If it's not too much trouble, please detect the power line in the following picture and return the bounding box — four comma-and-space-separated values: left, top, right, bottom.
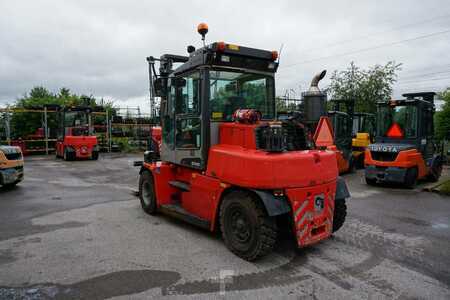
394, 85, 448, 92
298, 13, 450, 54
281, 28, 450, 69
396, 75, 450, 85
399, 69, 450, 80
399, 63, 450, 75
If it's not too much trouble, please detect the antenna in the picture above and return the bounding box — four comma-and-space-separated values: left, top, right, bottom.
277, 43, 284, 64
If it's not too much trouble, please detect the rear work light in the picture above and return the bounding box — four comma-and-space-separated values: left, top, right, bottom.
217, 41, 226, 52
227, 44, 239, 51
271, 51, 278, 61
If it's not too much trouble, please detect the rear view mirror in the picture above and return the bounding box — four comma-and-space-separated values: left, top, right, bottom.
154, 78, 164, 97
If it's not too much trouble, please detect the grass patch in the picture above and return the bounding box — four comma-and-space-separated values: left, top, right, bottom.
438, 180, 450, 196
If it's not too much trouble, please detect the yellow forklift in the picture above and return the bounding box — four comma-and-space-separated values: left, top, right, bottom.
352, 112, 376, 168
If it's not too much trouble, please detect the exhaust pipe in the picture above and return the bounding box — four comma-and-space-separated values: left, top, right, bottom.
302, 70, 328, 124
309, 70, 327, 93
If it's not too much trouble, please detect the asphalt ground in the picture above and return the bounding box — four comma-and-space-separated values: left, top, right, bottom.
0, 154, 449, 299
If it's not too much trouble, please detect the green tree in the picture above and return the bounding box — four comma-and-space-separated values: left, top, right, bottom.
11, 87, 59, 138
329, 61, 401, 113
435, 88, 450, 140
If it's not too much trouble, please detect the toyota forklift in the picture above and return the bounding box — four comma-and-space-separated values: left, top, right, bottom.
365, 92, 444, 188
137, 24, 350, 261
56, 106, 99, 161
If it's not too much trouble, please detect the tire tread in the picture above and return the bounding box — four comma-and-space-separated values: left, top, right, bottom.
220, 191, 277, 261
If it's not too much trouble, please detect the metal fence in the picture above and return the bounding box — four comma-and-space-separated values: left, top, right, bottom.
0, 107, 114, 154
108, 107, 159, 152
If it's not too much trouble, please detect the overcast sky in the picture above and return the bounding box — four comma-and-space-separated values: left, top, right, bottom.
1, 0, 450, 112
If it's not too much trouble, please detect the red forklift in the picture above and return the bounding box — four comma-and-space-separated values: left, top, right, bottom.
56, 106, 99, 161
365, 92, 444, 188
136, 24, 350, 261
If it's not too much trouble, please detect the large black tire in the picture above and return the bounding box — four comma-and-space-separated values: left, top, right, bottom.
139, 171, 157, 215
404, 167, 418, 189
365, 176, 377, 186
63, 148, 75, 161
220, 191, 277, 261
355, 153, 365, 169
2, 180, 20, 189
347, 157, 356, 174
92, 151, 99, 161
428, 163, 442, 182
332, 198, 347, 233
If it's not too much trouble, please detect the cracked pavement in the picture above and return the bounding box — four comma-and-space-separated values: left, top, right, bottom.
0, 154, 449, 299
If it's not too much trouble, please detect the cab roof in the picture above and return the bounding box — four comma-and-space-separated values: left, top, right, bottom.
170, 42, 279, 76
377, 91, 436, 107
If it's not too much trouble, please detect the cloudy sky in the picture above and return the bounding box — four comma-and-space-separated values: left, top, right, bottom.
1, 0, 450, 112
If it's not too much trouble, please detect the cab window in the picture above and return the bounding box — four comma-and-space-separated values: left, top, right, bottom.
175, 73, 200, 115
174, 72, 201, 149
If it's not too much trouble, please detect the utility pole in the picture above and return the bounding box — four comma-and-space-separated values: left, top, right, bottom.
44, 106, 48, 155
5, 108, 11, 145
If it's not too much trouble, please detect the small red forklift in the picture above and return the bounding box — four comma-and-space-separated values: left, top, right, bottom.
365, 92, 444, 188
56, 106, 99, 161
137, 24, 350, 260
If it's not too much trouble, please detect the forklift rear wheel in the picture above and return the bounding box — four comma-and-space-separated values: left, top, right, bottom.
428, 164, 442, 182
365, 177, 377, 186
92, 151, 99, 160
405, 167, 418, 189
356, 153, 365, 169
139, 171, 157, 215
332, 198, 347, 233
63, 149, 75, 161
348, 157, 357, 173
220, 191, 277, 261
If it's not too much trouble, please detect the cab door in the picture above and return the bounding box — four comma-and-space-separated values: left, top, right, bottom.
173, 71, 205, 169
421, 104, 435, 159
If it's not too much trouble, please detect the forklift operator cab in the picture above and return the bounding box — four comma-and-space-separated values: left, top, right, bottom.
159, 64, 275, 170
